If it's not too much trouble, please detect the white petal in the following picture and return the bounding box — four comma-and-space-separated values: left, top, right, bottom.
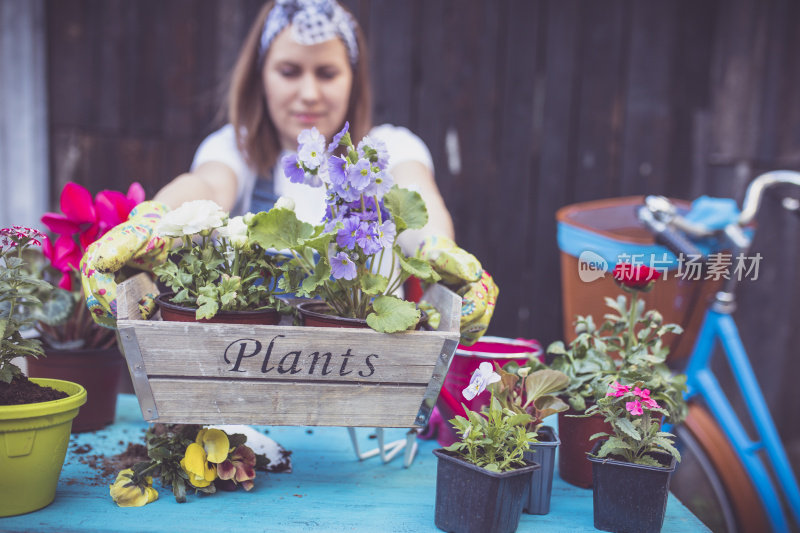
477, 361, 493, 375
462, 384, 478, 401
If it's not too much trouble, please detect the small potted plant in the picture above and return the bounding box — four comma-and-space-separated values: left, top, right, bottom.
548, 264, 687, 487
153, 200, 288, 324
247, 123, 442, 333
490, 361, 569, 515
0, 226, 87, 517
586, 380, 682, 533
26, 181, 143, 431
433, 362, 539, 533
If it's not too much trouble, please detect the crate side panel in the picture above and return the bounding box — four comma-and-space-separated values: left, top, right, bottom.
148, 378, 426, 427
126, 320, 451, 384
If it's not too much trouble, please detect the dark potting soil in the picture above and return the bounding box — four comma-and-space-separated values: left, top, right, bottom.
74, 441, 150, 485
0, 374, 68, 405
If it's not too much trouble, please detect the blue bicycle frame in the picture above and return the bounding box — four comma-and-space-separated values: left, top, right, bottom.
684, 300, 800, 532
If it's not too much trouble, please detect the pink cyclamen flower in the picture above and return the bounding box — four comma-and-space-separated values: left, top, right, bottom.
42, 235, 83, 290
626, 399, 644, 416
608, 381, 630, 397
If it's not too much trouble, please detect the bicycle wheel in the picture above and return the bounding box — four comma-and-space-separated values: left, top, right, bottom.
670, 403, 768, 532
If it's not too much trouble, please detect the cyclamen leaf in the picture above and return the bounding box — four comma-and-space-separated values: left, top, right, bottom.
614, 418, 641, 441
365, 295, 419, 333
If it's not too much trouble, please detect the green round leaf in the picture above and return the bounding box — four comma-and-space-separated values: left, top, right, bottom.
365, 295, 420, 333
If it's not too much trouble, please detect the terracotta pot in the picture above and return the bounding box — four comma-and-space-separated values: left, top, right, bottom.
27, 346, 123, 433
557, 408, 612, 488
156, 293, 280, 325
295, 301, 369, 328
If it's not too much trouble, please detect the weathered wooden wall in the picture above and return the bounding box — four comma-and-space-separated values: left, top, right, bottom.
45, 0, 800, 444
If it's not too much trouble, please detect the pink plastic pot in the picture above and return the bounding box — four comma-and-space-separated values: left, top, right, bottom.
426, 336, 543, 447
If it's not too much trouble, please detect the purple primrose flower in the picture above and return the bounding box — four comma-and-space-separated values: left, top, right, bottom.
282, 153, 306, 184
330, 251, 357, 280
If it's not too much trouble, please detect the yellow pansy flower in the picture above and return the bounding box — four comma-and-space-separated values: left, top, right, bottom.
180, 428, 231, 488
109, 469, 158, 507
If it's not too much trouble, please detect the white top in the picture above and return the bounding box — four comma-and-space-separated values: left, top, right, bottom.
191, 123, 435, 222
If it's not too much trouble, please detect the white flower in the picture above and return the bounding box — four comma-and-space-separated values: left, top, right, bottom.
462, 362, 501, 401
297, 127, 326, 170
274, 196, 296, 211
217, 216, 248, 249
517, 367, 531, 378
156, 200, 227, 237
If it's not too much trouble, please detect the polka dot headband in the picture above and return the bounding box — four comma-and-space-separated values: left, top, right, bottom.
259, 0, 359, 66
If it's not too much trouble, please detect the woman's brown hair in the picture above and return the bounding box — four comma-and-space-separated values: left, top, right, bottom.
227, 1, 372, 178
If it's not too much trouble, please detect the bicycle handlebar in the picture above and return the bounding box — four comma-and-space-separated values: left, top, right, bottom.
738, 170, 800, 225
639, 170, 800, 256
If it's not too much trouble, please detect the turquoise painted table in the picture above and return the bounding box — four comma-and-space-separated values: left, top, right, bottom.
1, 394, 708, 532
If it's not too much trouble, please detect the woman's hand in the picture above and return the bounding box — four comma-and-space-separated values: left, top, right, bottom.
417, 235, 498, 346
80, 201, 171, 328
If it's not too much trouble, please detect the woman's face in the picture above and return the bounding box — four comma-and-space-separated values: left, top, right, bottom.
263, 27, 353, 150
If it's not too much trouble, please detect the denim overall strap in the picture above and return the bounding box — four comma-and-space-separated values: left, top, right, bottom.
250, 175, 279, 214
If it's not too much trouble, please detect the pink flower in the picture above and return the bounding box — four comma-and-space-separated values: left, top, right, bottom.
608, 381, 630, 397
643, 397, 660, 409
40, 181, 143, 289
633, 387, 651, 399
42, 235, 83, 290
626, 399, 643, 416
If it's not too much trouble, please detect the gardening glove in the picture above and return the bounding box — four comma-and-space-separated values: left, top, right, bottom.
80, 201, 171, 328
417, 235, 498, 346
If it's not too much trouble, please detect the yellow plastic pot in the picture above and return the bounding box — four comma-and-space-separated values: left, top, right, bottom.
0, 378, 87, 517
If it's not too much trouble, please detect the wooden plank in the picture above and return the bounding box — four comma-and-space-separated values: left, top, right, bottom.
619, 1, 677, 195
532, 0, 581, 341
368, 0, 414, 126
148, 378, 430, 427
124, 320, 452, 385
571, 0, 629, 202
116, 273, 157, 321
492, 0, 540, 335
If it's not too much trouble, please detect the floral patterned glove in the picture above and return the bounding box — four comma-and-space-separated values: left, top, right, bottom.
417, 235, 498, 346
80, 201, 171, 328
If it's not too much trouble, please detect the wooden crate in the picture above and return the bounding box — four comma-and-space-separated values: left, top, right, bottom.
116, 273, 461, 427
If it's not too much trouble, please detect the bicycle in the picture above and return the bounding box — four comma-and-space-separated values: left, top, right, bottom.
638, 170, 800, 532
